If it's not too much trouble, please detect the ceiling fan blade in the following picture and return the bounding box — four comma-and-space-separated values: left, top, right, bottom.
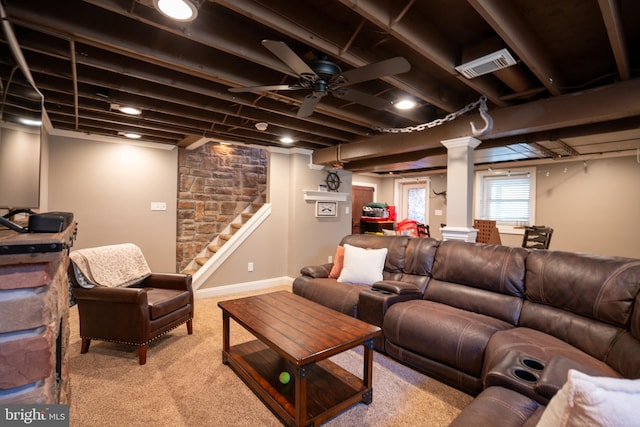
262, 40, 318, 79
332, 88, 392, 110
338, 57, 411, 86
228, 84, 304, 93
297, 93, 323, 117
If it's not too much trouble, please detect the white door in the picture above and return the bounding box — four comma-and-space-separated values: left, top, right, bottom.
397, 180, 430, 224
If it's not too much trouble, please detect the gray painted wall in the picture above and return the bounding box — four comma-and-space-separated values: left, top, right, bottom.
47, 133, 178, 272
41, 128, 640, 288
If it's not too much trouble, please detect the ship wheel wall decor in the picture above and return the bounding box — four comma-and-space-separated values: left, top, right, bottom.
326, 172, 341, 191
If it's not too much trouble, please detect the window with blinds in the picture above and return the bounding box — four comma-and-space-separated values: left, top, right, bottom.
475, 168, 536, 227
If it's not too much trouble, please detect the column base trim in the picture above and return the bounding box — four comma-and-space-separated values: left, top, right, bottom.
442, 227, 478, 242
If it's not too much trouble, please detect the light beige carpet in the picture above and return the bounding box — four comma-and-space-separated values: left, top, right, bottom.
68, 285, 472, 426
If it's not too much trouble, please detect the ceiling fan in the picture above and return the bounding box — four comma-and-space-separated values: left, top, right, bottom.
228, 40, 411, 117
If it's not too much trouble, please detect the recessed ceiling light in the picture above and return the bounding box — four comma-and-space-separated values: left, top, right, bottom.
18, 118, 42, 127
394, 99, 416, 110
280, 136, 294, 144
120, 132, 142, 139
119, 106, 142, 115
111, 104, 142, 115
153, 0, 198, 22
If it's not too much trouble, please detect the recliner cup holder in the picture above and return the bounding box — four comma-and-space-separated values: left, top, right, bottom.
512, 368, 538, 383
521, 357, 545, 371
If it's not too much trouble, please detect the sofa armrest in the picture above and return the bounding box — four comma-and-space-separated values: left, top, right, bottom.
72, 287, 152, 342
372, 280, 421, 295
534, 355, 621, 399
300, 263, 333, 278
358, 283, 423, 352
72, 286, 147, 304
141, 272, 192, 291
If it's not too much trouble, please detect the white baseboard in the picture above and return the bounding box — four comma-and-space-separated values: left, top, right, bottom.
195, 276, 294, 299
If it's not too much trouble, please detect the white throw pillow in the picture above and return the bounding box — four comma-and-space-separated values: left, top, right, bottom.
337, 244, 387, 285
536, 369, 640, 427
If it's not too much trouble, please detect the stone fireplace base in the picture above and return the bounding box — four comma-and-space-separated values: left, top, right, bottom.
0, 224, 76, 404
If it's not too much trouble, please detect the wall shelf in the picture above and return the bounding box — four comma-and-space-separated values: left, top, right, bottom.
303, 190, 349, 202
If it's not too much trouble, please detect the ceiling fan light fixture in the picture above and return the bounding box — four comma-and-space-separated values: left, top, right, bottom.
228, 41, 411, 118
153, 0, 198, 22
394, 99, 416, 110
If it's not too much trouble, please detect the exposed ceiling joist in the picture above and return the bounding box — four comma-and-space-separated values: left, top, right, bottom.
597, 0, 630, 80
1, 0, 638, 174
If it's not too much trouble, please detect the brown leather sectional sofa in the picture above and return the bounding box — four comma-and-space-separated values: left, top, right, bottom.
292, 234, 640, 425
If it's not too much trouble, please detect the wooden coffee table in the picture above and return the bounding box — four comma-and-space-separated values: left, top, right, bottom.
218, 291, 381, 427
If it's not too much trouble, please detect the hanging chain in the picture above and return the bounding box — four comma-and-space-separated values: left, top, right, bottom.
374, 96, 488, 133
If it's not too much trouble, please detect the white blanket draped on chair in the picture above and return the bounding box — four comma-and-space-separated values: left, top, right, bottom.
70, 243, 152, 288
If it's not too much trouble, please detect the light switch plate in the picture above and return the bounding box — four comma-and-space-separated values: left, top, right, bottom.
151, 202, 167, 211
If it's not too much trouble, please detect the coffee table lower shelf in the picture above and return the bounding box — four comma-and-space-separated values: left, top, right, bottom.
223, 340, 370, 427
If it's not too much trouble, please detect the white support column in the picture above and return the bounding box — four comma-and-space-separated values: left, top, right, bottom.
440, 136, 481, 242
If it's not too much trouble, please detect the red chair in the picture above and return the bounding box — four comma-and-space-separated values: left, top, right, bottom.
417, 223, 431, 237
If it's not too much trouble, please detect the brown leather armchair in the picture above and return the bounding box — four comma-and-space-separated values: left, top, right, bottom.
68, 245, 194, 365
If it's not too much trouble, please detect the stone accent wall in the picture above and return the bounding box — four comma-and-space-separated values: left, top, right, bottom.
176, 144, 268, 272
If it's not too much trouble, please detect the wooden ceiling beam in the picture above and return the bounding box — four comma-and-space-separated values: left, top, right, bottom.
337, 0, 507, 108
216, 0, 465, 113
26, 55, 355, 146
41, 86, 339, 149
467, 0, 564, 96
313, 77, 640, 166
597, 0, 630, 80
7, 0, 390, 130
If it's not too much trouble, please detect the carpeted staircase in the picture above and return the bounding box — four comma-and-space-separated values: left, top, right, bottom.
181, 200, 264, 276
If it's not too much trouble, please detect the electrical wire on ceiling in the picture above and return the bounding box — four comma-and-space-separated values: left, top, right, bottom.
556, 67, 640, 91
0, 3, 43, 98
0, 65, 18, 121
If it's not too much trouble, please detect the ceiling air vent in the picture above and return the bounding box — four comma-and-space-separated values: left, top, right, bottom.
455, 48, 517, 79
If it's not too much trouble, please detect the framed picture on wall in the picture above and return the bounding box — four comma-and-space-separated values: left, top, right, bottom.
316, 201, 337, 217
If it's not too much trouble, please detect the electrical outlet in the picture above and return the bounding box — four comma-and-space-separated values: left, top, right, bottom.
248, 262, 254, 272
328, 255, 333, 263
151, 202, 167, 211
